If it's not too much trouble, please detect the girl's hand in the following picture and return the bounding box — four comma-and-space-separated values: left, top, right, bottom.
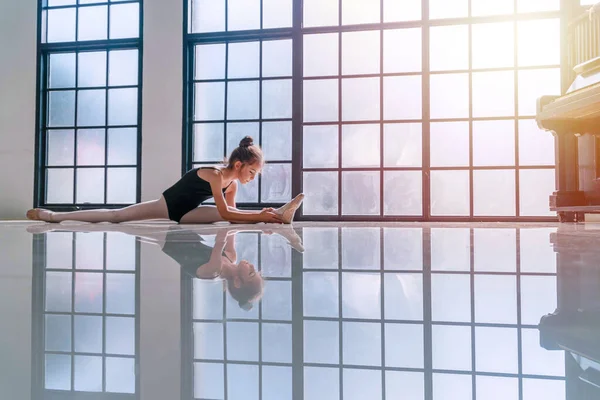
259, 209, 284, 224
262, 207, 276, 213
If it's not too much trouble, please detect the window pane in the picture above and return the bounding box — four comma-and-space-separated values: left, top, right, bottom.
49, 91, 76, 127
78, 6, 107, 41
226, 122, 259, 154
236, 177, 259, 202
343, 322, 382, 365
109, 3, 139, 39
518, 19, 560, 67
305, 367, 340, 399
518, 120, 555, 166
384, 75, 422, 120
193, 123, 224, 162
342, 30, 380, 75
518, 68, 560, 116
228, 41, 259, 79
432, 325, 471, 367
262, 324, 292, 363
191, 0, 225, 33
194, 362, 224, 399
430, 170, 470, 216
384, 0, 421, 22
475, 275, 517, 323
49, 53, 75, 88
384, 28, 421, 73
384, 273, 423, 318
227, 0, 260, 31
343, 370, 382, 400
106, 357, 135, 393
47, 168, 74, 203
472, 22, 514, 69
384, 171, 422, 216
108, 88, 138, 125
475, 327, 519, 374
106, 316, 135, 355
342, 171, 380, 215
194, 82, 225, 121
74, 315, 102, 353
195, 44, 225, 80
74, 356, 102, 392
109, 49, 138, 86
303, 0, 338, 27
430, 25, 468, 71
107, 128, 137, 165
473, 170, 516, 216
45, 314, 71, 352
47, 8, 76, 43
304, 79, 339, 122
342, 0, 380, 25
384, 123, 421, 167
262, 79, 292, 119
75, 272, 103, 312
472, 0, 514, 16
304, 33, 338, 77
45, 354, 71, 390
303, 172, 339, 215
76, 168, 104, 203
47, 130, 75, 166
342, 77, 380, 121
107, 167, 136, 203
474, 228, 516, 272
227, 81, 259, 120
430, 122, 469, 167
431, 228, 470, 271
433, 374, 471, 399
473, 120, 515, 166
342, 124, 380, 168
262, 163, 292, 202
386, 372, 424, 399
303, 125, 338, 168
106, 273, 135, 314
262, 121, 292, 161
472, 71, 514, 117
518, 0, 559, 12
430, 73, 469, 119
77, 89, 106, 127
429, 0, 468, 19
262, 0, 292, 28
304, 321, 340, 364
78, 51, 107, 87
263, 39, 292, 77
477, 377, 519, 400
520, 169, 555, 216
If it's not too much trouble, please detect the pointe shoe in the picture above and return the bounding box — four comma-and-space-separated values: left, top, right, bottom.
275, 193, 305, 224
268, 225, 305, 253
26, 208, 55, 222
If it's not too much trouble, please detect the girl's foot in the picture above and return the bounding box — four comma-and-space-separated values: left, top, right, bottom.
275, 193, 305, 224
268, 225, 305, 253
26, 208, 56, 222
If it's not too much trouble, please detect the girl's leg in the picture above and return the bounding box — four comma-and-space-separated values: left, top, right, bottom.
26, 197, 170, 223
179, 205, 235, 224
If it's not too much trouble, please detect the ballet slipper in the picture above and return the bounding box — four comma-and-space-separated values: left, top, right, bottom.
26, 208, 55, 222
274, 193, 305, 224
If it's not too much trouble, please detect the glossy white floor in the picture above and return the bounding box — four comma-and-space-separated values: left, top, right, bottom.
0, 220, 598, 400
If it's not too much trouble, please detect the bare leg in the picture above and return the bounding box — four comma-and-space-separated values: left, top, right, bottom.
26, 197, 170, 223
179, 205, 250, 224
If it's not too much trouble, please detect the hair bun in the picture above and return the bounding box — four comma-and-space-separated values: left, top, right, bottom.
239, 136, 254, 148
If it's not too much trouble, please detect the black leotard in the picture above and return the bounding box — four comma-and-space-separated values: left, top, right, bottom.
162, 167, 232, 223
161, 230, 217, 278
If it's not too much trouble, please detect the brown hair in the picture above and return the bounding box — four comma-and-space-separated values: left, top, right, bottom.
226, 136, 264, 169
227, 275, 265, 311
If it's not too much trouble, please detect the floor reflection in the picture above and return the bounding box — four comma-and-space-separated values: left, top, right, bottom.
24, 222, 600, 399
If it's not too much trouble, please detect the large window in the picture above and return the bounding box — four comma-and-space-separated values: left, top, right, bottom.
184, 0, 574, 220
36, 0, 142, 210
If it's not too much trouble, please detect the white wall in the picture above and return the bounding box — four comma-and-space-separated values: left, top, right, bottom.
0, 0, 37, 220
0, 0, 183, 219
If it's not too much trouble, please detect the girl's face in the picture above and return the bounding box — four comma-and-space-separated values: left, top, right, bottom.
237, 260, 258, 283
235, 161, 262, 184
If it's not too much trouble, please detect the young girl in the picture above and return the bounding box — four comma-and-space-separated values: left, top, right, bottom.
26, 136, 304, 224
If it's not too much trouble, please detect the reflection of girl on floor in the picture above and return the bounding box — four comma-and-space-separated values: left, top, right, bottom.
27, 223, 303, 310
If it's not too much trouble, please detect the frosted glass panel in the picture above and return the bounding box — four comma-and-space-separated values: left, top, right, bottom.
304, 321, 340, 364
430, 25, 468, 71
47, 130, 75, 166
342, 124, 380, 167
227, 322, 259, 361
520, 169, 556, 216
342, 77, 380, 121
194, 82, 225, 121
472, 22, 514, 68
304, 367, 340, 399
475, 275, 518, 323
46, 232, 73, 270
474, 170, 516, 216
303, 0, 338, 27
262, 39, 293, 77
106, 273, 135, 314
518, 120, 555, 166
77, 90, 106, 126
49, 53, 75, 88
74, 315, 103, 353
109, 3, 139, 39
472, 0, 514, 15
475, 327, 519, 373
45, 354, 71, 390
474, 228, 517, 272
386, 372, 424, 399
303, 33, 338, 77
384, 273, 424, 318
76, 168, 105, 203
191, 0, 225, 33
75, 272, 103, 312
227, 0, 260, 31
262, 79, 292, 119
106, 317, 135, 355
473, 120, 515, 166
74, 356, 102, 392
109, 49, 138, 86
106, 357, 135, 393
342, 171, 380, 215
261, 164, 292, 202
342, 0, 380, 25
518, 68, 561, 116
384, 123, 422, 167
518, 0, 559, 12
194, 363, 224, 399
303, 125, 338, 168
228, 41, 259, 78
384, 0, 421, 21
78, 51, 107, 87
429, 0, 468, 19
384, 76, 422, 120
432, 275, 471, 322
263, 0, 293, 29
75, 231, 103, 270
262, 323, 292, 362
383, 28, 421, 73
107, 168, 136, 203
343, 369, 382, 400
430, 122, 469, 167
432, 325, 472, 369
78, 6, 107, 41
45, 314, 71, 352
107, 128, 137, 165
108, 88, 137, 125
49, 91, 76, 127
304, 79, 339, 122
227, 81, 259, 120
384, 171, 422, 216
342, 273, 381, 317
430, 73, 469, 118
47, 168, 74, 204
77, 129, 105, 165
342, 228, 380, 271
518, 19, 560, 67
194, 322, 224, 360
195, 44, 225, 80
430, 170, 470, 216
385, 324, 424, 367
262, 121, 292, 161
343, 322, 382, 365
342, 30, 380, 75
48, 0, 75, 5
304, 272, 339, 317
472, 71, 514, 117
193, 123, 224, 162
47, 8, 76, 43
106, 232, 136, 271
303, 172, 338, 215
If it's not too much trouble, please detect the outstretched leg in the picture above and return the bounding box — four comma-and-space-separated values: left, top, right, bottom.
273, 193, 304, 224
26, 197, 170, 223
